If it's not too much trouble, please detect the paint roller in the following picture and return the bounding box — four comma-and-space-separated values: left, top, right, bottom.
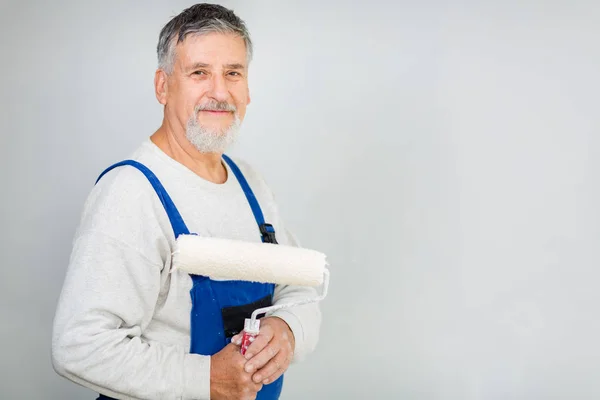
172, 234, 330, 354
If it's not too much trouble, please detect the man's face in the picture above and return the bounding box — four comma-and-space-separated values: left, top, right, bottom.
157, 32, 250, 152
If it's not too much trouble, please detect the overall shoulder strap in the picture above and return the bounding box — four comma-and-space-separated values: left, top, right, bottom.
221, 155, 278, 244
95, 160, 191, 239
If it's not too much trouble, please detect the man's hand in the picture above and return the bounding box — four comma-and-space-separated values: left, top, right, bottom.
232, 317, 295, 385
210, 342, 263, 400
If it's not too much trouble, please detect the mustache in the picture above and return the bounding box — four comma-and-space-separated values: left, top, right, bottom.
195, 101, 236, 112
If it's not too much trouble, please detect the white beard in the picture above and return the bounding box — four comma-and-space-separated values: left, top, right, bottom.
185, 103, 240, 154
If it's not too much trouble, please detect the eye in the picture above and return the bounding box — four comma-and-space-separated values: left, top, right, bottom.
228, 71, 241, 76
193, 70, 207, 76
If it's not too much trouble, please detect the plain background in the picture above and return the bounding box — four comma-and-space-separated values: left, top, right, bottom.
1, 0, 599, 399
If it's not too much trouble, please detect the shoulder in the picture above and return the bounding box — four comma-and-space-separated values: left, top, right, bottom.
91, 162, 159, 210
76, 160, 173, 246
89, 141, 163, 207
224, 155, 275, 199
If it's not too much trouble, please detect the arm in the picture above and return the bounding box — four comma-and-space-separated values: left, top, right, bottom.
230, 159, 323, 378
269, 228, 323, 363
52, 232, 209, 400
51, 171, 210, 400
232, 228, 323, 386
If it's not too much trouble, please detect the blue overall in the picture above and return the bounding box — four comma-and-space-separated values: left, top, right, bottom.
95, 155, 284, 400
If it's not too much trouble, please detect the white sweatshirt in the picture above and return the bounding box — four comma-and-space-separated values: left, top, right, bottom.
51, 139, 322, 400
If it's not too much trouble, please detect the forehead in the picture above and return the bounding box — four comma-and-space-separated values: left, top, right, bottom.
174, 32, 248, 68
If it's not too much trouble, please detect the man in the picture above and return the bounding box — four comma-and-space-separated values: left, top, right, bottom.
51, 3, 321, 400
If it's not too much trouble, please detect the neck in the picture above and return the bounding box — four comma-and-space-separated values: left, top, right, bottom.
150, 120, 227, 184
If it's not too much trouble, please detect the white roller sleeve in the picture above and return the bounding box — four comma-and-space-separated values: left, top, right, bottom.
172, 235, 328, 287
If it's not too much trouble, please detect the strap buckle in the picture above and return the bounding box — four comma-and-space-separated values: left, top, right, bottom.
259, 223, 278, 244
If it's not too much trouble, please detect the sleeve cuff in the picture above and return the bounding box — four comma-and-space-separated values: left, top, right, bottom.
182, 353, 211, 399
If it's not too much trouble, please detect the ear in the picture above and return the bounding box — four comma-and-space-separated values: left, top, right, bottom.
246, 87, 251, 106
154, 69, 168, 105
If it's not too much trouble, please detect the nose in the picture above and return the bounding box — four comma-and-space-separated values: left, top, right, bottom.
206, 73, 229, 102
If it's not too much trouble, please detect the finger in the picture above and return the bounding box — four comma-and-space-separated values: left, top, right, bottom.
245, 380, 263, 393
252, 351, 288, 384
261, 342, 293, 384
245, 342, 280, 374
241, 367, 263, 388
241, 378, 263, 398
231, 333, 242, 345
241, 383, 262, 400
243, 325, 274, 360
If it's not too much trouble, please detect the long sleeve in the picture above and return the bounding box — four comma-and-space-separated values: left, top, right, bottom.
269, 228, 323, 363
234, 157, 324, 364
52, 146, 325, 398
51, 168, 211, 400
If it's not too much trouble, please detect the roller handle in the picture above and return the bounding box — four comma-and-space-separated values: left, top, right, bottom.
238, 269, 330, 355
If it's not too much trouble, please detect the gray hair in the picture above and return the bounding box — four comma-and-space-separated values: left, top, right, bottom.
157, 3, 253, 74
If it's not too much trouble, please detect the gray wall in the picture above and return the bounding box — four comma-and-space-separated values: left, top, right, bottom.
1, 0, 599, 399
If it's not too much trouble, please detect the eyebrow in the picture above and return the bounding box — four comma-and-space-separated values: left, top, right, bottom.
187, 62, 246, 71
224, 63, 245, 70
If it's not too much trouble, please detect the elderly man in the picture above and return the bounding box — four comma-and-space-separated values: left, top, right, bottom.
51, 3, 321, 400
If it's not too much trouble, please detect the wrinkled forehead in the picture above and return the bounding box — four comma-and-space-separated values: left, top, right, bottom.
173, 32, 249, 70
